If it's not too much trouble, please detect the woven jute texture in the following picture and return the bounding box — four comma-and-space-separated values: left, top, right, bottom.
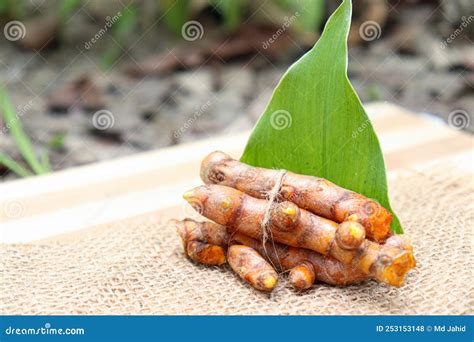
1, 164, 473, 315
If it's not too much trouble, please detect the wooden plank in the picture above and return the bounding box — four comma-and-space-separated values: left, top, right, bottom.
1, 102, 472, 243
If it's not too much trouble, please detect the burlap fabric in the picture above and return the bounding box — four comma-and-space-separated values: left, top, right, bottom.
1, 164, 472, 315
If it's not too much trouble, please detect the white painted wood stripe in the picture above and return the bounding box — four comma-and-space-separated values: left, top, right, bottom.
1, 179, 200, 243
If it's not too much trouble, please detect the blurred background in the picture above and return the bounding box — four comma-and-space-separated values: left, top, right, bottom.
0, 0, 472, 182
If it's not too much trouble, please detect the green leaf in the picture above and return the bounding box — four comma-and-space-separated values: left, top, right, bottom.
0, 88, 47, 175
0, 153, 33, 178
240, 0, 402, 234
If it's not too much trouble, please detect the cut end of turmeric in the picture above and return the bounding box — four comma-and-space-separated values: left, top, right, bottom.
380, 252, 416, 287
366, 209, 393, 243
371, 224, 392, 244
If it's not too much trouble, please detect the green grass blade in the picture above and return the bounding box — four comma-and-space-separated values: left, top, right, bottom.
0, 88, 47, 175
40, 148, 52, 172
0, 153, 33, 177
240, 0, 403, 234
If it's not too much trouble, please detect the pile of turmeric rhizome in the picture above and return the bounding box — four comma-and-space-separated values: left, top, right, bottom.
174, 151, 416, 292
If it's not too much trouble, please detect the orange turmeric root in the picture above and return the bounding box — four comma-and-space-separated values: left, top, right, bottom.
174, 219, 415, 290
228, 245, 279, 292
173, 218, 359, 289
288, 263, 316, 291
201, 151, 392, 243
173, 219, 368, 291
232, 232, 368, 289
235, 233, 416, 290
174, 219, 278, 291
183, 186, 415, 286
173, 218, 228, 265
